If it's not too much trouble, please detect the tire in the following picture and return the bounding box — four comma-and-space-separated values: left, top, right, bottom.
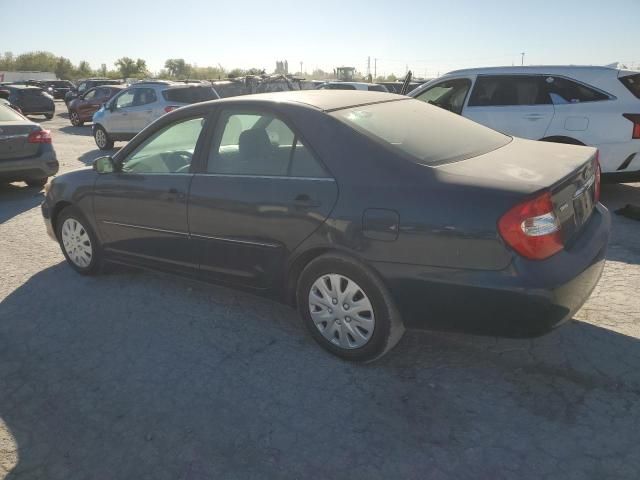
296, 253, 405, 362
94, 125, 114, 150
70, 110, 83, 126
25, 178, 48, 188
56, 206, 102, 275
44, 113, 53, 120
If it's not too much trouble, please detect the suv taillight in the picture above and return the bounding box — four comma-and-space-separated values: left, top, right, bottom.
498, 191, 562, 260
164, 105, 180, 113
622, 114, 640, 139
594, 152, 601, 203
27, 129, 52, 144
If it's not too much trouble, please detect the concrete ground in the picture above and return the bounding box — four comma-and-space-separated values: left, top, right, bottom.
1, 102, 639, 479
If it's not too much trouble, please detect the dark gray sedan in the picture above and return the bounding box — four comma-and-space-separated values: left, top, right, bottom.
41, 91, 610, 361
0, 104, 59, 187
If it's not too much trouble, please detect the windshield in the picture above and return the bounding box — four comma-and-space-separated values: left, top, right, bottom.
331, 99, 511, 166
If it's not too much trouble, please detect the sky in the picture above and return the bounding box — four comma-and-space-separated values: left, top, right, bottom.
1, 0, 638, 77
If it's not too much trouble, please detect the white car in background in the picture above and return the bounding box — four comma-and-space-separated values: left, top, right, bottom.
410, 66, 640, 180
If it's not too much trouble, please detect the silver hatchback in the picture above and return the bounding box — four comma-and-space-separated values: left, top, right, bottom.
92, 81, 220, 150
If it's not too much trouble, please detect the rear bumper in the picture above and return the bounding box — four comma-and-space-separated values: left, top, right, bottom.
41, 201, 57, 241
0, 147, 59, 182
375, 204, 610, 336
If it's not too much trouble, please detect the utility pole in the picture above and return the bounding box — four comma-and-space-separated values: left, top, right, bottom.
521, 52, 525, 66
367, 56, 371, 77
300, 61, 303, 75
374, 58, 377, 79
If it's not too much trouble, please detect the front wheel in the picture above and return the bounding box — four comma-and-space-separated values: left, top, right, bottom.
296, 253, 405, 362
70, 110, 83, 126
56, 206, 102, 275
25, 177, 48, 188
94, 125, 114, 150
44, 113, 53, 120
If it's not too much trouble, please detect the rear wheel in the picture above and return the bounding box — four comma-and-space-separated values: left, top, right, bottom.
296, 253, 405, 362
25, 178, 48, 188
44, 113, 53, 120
56, 206, 102, 275
70, 110, 83, 126
94, 125, 114, 150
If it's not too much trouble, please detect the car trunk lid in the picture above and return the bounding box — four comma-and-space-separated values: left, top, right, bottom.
0, 121, 41, 160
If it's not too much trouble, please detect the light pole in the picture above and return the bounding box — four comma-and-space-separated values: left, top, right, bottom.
521, 52, 525, 66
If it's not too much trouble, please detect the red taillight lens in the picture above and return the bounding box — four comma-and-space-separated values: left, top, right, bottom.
623, 114, 640, 139
164, 105, 180, 113
498, 191, 563, 260
27, 129, 52, 144
593, 152, 601, 203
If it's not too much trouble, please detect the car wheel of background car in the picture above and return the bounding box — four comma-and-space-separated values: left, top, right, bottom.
44, 113, 53, 120
56, 206, 102, 275
94, 125, 114, 150
70, 111, 83, 126
296, 253, 405, 362
25, 178, 48, 188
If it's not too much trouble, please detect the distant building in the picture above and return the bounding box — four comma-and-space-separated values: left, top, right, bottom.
0, 71, 56, 83
275, 60, 289, 75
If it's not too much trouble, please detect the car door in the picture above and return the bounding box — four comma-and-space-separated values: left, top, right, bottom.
188, 108, 338, 289
412, 78, 472, 115
77, 88, 100, 119
93, 114, 207, 274
126, 87, 158, 133
464, 75, 555, 139
104, 89, 136, 134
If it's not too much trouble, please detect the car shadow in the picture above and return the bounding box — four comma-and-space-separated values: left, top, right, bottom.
78, 148, 117, 166
600, 182, 640, 265
59, 125, 93, 137
1, 263, 639, 478
0, 183, 43, 224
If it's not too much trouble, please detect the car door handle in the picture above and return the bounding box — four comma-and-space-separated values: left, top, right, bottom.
164, 188, 185, 201
524, 113, 545, 119
293, 194, 321, 208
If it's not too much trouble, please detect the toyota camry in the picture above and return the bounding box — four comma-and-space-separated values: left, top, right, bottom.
41, 91, 610, 361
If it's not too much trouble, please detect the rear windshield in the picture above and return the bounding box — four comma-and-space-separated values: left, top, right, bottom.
620, 74, 640, 99
331, 99, 511, 166
162, 86, 218, 104
0, 104, 23, 121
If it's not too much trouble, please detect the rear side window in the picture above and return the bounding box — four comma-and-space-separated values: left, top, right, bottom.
162, 86, 218, 104
545, 76, 609, 104
468, 76, 551, 106
367, 85, 387, 92
132, 88, 157, 106
332, 99, 511, 166
620, 74, 640, 99
321, 84, 356, 90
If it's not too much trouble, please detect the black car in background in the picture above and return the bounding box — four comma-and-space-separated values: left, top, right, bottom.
65, 79, 122, 105
45, 80, 76, 100
42, 91, 609, 362
2, 85, 55, 119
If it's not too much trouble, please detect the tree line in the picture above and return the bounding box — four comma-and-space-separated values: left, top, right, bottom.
0, 51, 400, 82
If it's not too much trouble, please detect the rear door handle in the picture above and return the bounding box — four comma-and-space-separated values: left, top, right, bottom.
164, 188, 185, 201
293, 194, 321, 208
524, 113, 545, 119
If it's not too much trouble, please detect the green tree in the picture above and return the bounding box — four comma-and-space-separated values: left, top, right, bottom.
0, 51, 15, 70
99, 63, 107, 77
114, 57, 148, 78
76, 60, 92, 78
164, 58, 191, 78
54, 57, 74, 79
14, 51, 58, 72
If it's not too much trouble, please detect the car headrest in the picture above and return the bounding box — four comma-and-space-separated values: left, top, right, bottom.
238, 128, 272, 160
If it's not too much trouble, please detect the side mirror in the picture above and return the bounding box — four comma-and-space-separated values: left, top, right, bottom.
93, 156, 115, 174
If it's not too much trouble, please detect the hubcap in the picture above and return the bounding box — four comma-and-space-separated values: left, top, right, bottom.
71, 112, 79, 124
61, 218, 93, 268
308, 274, 375, 349
95, 129, 106, 147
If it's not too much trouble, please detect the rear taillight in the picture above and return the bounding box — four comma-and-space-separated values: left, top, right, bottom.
623, 114, 640, 139
498, 191, 562, 260
593, 152, 601, 203
164, 105, 180, 113
27, 129, 52, 144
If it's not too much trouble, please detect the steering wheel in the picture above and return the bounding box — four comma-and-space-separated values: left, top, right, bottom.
161, 150, 193, 173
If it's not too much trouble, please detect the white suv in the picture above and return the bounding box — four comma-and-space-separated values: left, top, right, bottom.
410, 66, 640, 180
92, 81, 220, 150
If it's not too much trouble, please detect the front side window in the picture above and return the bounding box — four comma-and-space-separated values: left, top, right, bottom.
332, 99, 510, 166
121, 117, 205, 174
115, 90, 135, 109
468, 76, 551, 106
78, 83, 88, 93
83, 89, 97, 101
208, 110, 328, 177
414, 78, 471, 114
545, 76, 609, 104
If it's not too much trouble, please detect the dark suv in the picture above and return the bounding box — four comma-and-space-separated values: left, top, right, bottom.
3, 85, 55, 119
64, 79, 122, 105
44, 80, 76, 100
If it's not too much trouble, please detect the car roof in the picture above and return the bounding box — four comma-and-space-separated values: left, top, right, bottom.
445, 65, 620, 76
206, 90, 406, 112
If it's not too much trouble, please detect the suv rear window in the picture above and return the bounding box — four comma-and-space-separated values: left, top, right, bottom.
331, 99, 510, 166
620, 74, 640, 99
162, 86, 218, 104
544, 76, 609, 104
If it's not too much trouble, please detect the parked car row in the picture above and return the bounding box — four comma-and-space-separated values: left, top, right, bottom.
410, 65, 640, 180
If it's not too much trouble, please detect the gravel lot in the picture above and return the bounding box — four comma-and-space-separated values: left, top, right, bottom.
1, 102, 640, 479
